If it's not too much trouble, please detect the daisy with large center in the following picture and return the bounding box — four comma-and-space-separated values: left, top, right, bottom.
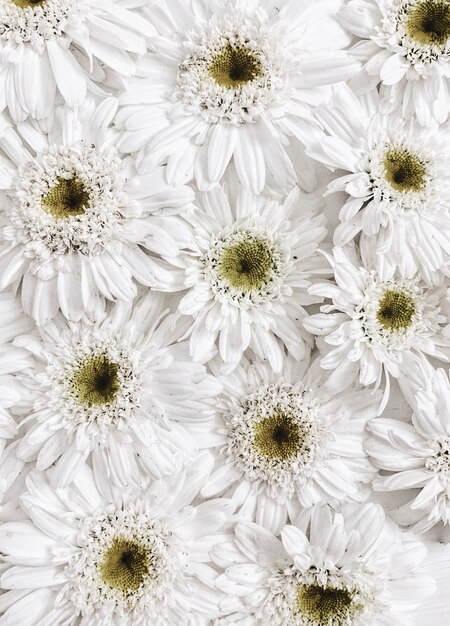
0, 459, 227, 625
306, 87, 450, 282
213, 503, 435, 625
199, 356, 379, 534
0, 98, 195, 324
175, 20, 281, 129
204, 229, 284, 306
304, 247, 449, 412
116, 0, 358, 193
339, 0, 450, 124
0, 0, 155, 120
15, 291, 220, 487
176, 182, 328, 372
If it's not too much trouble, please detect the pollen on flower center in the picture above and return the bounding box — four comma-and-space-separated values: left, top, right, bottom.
253, 412, 301, 461
405, 0, 450, 46
72, 354, 120, 407
219, 237, 275, 291
376, 289, 416, 331
383, 148, 427, 193
70, 509, 175, 619
225, 384, 328, 498
41, 176, 90, 220
296, 584, 359, 624
99, 537, 152, 594
11, 144, 126, 258
208, 43, 262, 88
176, 19, 285, 125
10, 0, 46, 6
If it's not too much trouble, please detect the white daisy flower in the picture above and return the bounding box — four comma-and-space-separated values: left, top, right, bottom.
307, 86, 450, 283
14, 290, 221, 488
304, 247, 449, 412
339, 0, 450, 125
0, 458, 229, 626
0, 98, 195, 325
0, 0, 155, 121
213, 502, 435, 625
367, 359, 450, 533
197, 355, 378, 534
116, 0, 359, 193
175, 182, 329, 372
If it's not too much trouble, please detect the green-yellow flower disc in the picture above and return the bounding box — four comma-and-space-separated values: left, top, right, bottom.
219, 237, 275, 291
377, 289, 416, 331
253, 412, 301, 461
208, 43, 262, 88
383, 148, 427, 193
11, 0, 47, 8
72, 355, 120, 407
406, 0, 450, 46
99, 537, 152, 594
296, 584, 360, 624
41, 176, 90, 220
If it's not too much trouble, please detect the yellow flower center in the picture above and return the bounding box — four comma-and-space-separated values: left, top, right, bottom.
99, 537, 151, 594
383, 148, 426, 193
41, 176, 90, 220
208, 43, 262, 88
376, 289, 416, 331
253, 412, 302, 461
296, 585, 358, 623
219, 237, 275, 291
72, 355, 120, 407
406, 0, 450, 46
11, 0, 46, 7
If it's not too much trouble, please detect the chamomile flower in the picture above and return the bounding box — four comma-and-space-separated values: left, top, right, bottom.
304, 247, 449, 412
367, 360, 450, 533
0, 0, 155, 121
213, 503, 435, 625
116, 0, 359, 193
340, 0, 450, 125
0, 98, 195, 325
175, 181, 329, 372
0, 458, 229, 626
14, 291, 220, 487
307, 87, 450, 283
197, 355, 378, 534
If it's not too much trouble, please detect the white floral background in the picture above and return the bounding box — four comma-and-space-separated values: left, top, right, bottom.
0, 0, 449, 625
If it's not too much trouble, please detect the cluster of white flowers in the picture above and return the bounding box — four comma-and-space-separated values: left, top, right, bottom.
0, 0, 448, 624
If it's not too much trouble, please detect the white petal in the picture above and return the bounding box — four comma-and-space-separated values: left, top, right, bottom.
380, 54, 408, 85
207, 124, 236, 184
46, 40, 87, 107
1, 566, 64, 589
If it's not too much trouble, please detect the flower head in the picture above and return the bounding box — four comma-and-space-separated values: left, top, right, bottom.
340, 0, 450, 125
15, 291, 220, 487
0, 0, 155, 120
0, 457, 229, 625
0, 98, 194, 324
175, 181, 329, 372
304, 247, 449, 412
307, 87, 450, 283
199, 355, 378, 533
116, 0, 358, 193
213, 502, 435, 625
